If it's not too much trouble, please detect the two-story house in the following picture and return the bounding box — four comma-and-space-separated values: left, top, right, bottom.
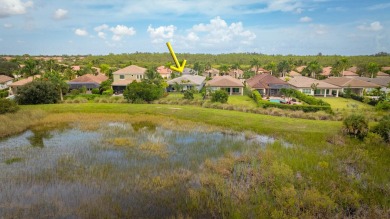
112, 65, 147, 94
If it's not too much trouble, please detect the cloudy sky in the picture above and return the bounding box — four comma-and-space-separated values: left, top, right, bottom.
0, 0, 389, 55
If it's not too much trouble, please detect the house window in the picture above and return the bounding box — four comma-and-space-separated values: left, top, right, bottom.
225, 88, 231, 93
233, 88, 240, 93
140, 75, 143, 79
302, 89, 311, 94
119, 75, 124, 79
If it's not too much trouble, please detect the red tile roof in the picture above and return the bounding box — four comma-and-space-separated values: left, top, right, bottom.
69, 74, 108, 84
247, 73, 289, 89
324, 77, 380, 88
206, 75, 244, 87
113, 65, 147, 75
9, 75, 40, 87
156, 66, 172, 75
321, 66, 332, 76
0, 75, 13, 83
342, 70, 358, 77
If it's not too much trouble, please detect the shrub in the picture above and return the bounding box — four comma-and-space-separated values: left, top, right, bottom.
375, 101, 390, 111
0, 90, 9, 98
102, 89, 114, 96
211, 90, 229, 103
252, 90, 262, 104
70, 89, 80, 95
281, 88, 330, 106
372, 115, 390, 143
183, 90, 194, 100
91, 88, 100, 94
0, 99, 19, 114
342, 114, 369, 139
259, 100, 332, 113
17, 80, 59, 105
123, 81, 164, 103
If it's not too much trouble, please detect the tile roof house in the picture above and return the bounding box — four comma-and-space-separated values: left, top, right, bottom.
250, 67, 270, 74
182, 68, 198, 75
347, 66, 358, 73
228, 68, 244, 79
247, 73, 290, 96
9, 75, 40, 95
381, 66, 390, 72
287, 70, 302, 77
354, 77, 390, 93
167, 75, 206, 92
342, 70, 358, 77
156, 66, 172, 79
206, 75, 244, 95
0, 75, 13, 90
324, 77, 380, 96
282, 76, 341, 97
377, 71, 389, 77
112, 65, 147, 93
296, 66, 307, 73
204, 68, 220, 78
68, 74, 108, 90
321, 66, 332, 77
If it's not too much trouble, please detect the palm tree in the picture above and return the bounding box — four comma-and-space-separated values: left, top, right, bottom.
277, 60, 291, 77
339, 58, 349, 76
43, 71, 68, 101
306, 61, 322, 78
331, 60, 342, 77
250, 58, 261, 74
218, 64, 229, 76
367, 62, 379, 78
264, 62, 277, 75
21, 58, 40, 77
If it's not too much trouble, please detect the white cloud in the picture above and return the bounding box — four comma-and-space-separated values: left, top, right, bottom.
190, 16, 256, 45
147, 25, 176, 43
0, 0, 33, 18
53, 8, 68, 20
97, 31, 106, 39
299, 16, 312, 22
75, 28, 88, 36
186, 32, 199, 42
3, 23, 13, 28
94, 24, 109, 32
358, 21, 383, 31
110, 25, 136, 41
368, 3, 390, 10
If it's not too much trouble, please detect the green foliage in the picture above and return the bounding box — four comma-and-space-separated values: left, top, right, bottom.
0, 89, 9, 98
280, 88, 330, 106
252, 90, 262, 104
0, 99, 19, 114
80, 86, 87, 94
0, 60, 19, 77
17, 80, 59, 105
123, 81, 164, 103
183, 90, 194, 100
259, 100, 331, 112
342, 114, 369, 139
102, 89, 114, 96
211, 89, 229, 103
375, 101, 390, 111
65, 94, 100, 100
99, 79, 112, 93
372, 115, 390, 143
70, 89, 80, 95
91, 88, 100, 94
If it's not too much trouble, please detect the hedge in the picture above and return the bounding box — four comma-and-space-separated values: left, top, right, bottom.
258, 100, 332, 113
64, 94, 101, 100
0, 90, 9, 98
281, 88, 330, 106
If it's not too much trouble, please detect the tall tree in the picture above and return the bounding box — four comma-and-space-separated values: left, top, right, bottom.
20, 58, 40, 77
250, 58, 261, 73
42, 71, 68, 101
218, 64, 229, 76
366, 62, 379, 78
339, 58, 349, 76
306, 61, 322, 78
264, 62, 277, 75
277, 60, 291, 77
331, 60, 342, 77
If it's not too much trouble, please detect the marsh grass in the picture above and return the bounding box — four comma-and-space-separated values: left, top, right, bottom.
5, 157, 23, 164
0, 109, 46, 138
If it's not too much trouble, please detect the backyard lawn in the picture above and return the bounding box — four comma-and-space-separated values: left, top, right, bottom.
318, 97, 373, 110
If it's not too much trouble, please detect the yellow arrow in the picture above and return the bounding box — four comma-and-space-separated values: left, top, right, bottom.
166, 42, 186, 73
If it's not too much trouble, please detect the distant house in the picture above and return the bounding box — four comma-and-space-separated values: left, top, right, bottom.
381, 66, 390, 72
156, 66, 172, 79
355, 77, 390, 93
204, 68, 220, 78
324, 77, 379, 96
68, 74, 108, 90
320, 66, 332, 77
228, 69, 244, 79
287, 70, 302, 77
377, 71, 389, 77
0, 75, 13, 90
9, 75, 40, 95
167, 75, 206, 92
296, 66, 306, 73
342, 70, 358, 78
206, 75, 244, 95
71, 66, 81, 71
283, 76, 341, 97
347, 66, 358, 73
182, 68, 198, 75
247, 73, 290, 96
112, 65, 147, 93
250, 67, 270, 74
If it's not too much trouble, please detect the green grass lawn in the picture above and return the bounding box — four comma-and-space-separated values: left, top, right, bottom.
318, 97, 373, 110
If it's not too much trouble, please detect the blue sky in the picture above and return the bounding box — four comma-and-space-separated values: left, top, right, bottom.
0, 0, 389, 55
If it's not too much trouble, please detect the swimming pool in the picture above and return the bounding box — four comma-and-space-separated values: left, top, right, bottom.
269, 99, 286, 104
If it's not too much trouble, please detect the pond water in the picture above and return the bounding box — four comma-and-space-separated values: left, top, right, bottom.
0, 121, 288, 218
